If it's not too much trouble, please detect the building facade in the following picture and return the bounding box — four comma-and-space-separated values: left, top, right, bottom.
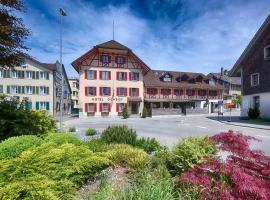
230, 15, 270, 118
72, 40, 223, 117
68, 77, 80, 113
71, 40, 150, 117
0, 57, 71, 116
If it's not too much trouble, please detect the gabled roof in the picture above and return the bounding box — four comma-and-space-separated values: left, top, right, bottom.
208, 73, 241, 85
95, 40, 130, 50
230, 15, 270, 76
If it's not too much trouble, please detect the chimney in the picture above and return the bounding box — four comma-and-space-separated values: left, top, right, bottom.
221, 67, 224, 76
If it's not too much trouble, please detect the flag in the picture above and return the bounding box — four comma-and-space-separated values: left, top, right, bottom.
59, 8, 67, 16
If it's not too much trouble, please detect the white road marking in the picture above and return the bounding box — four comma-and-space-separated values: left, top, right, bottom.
255, 135, 270, 139
197, 126, 207, 129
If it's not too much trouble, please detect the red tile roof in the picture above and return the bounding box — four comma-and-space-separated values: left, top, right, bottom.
95, 40, 130, 50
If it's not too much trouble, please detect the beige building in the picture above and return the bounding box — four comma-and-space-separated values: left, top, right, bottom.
72, 40, 150, 117
68, 77, 80, 111
0, 56, 72, 116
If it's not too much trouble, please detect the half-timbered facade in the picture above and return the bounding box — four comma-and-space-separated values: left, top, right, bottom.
71, 40, 150, 117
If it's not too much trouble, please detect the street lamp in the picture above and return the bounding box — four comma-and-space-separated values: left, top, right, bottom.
59, 8, 66, 130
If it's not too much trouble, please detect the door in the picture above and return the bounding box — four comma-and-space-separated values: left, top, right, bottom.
131, 103, 138, 114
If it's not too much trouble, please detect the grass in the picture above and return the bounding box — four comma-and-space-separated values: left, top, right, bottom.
86, 128, 96, 136
68, 127, 76, 132
241, 117, 270, 123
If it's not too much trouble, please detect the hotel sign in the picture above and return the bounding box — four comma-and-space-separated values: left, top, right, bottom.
90, 97, 124, 102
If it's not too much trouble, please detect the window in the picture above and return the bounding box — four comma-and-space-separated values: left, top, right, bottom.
101, 71, 110, 80
174, 89, 182, 96
39, 102, 47, 110
87, 103, 95, 112
0, 70, 3, 78
115, 56, 125, 64
131, 88, 138, 97
40, 86, 46, 95
163, 75, 172, 82
12, 70, 18, 78
88, 70, 95, 80
26, 71, 33, 79
264, 45, 270, 59
209, 80, 216, 85
118, 103, 126, 112
11, 86, 18, 94
73, 82, 77, 87
0, 85, 3, 93
101, 103, 109, 112
101, 55, 110, 63
187, 90, 195, 96
130, 72, 139, 81
119, 87, 126, 96
118, 72, 126, 80
87, 87, 96, 96
251, 73, 259, 87
40, 72, 46, 79
101, 87, 110, 96
26, 86, 33, 94
254, 96, 260, 109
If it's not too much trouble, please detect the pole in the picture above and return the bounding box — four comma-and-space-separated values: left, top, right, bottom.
59, 9, 64, 130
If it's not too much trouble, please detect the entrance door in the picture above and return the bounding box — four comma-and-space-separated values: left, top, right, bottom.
131, 103, 138, 114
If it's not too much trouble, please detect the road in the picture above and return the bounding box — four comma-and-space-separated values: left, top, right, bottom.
64, 112, 270, 155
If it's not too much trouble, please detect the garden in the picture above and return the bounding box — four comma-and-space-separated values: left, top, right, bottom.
0, 96, 270, 199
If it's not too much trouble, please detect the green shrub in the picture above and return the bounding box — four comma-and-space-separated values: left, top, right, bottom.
150, 149, 171, 168
122, 107, 129, 119
45, 132, 81, 145
68, 127, 76, 132
0, 96, 56, 141
170, 136, 217, 174
0, 142, 111, 199
101, 125, 137, 145
106, 144, 149, 170
248, 107, 260, 119
85, 139, 108, 152
135, 137, 164, 153
0, 135, 43, 160
85, 128, 96, 136
141, 107, 148, 118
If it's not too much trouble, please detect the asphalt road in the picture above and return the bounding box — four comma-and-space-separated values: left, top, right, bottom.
64, 112, 270, 155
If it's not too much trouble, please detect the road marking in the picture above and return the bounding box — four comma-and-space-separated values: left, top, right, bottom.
197, 126, 207, 129
255, 135, 270, 139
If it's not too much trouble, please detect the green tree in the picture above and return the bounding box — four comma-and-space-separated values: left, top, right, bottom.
0, 0, 30, 68
122, 107, 129, 119
141, 107, 148, 118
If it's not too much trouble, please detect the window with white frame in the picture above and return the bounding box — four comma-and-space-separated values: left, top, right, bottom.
40, 86, 46, 95
119, 72, 125, 80
131, 88, 137, 96
87, 103, 95, 112
102, 87, 109, 96
119, 87, 125, 96
101, 71, 109, 80
11, 86, 18, 94
251, 73, 259, 87
0, 85, 3, 93
26, 71, 33, 79
264, 45, 270, 59
40, 71, 46, 79
163, 74, 172, 82
0, 70, 3, 78
131, 72, 138, 81
88, 70, 95, 80
102, 103, 109, 112
26, 86, 33, 94
119, 103, 125, 112
101, 55, 110, 63
12, 70, 18, 78
39, 102, 47, 110
116, 56, 125, 64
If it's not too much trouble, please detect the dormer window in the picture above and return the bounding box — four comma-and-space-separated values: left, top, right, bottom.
115, 56, 125, 64
264, 45, 270, 59
195, 75, 203, 82
163, 74, 172, 82
181, 74, 189, 81
101, 55, 111, 63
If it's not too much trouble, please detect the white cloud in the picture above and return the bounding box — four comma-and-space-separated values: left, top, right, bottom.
22, 0, 270, 77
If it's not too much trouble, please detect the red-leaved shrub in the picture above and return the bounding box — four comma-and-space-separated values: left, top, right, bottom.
178, 130, 270, 200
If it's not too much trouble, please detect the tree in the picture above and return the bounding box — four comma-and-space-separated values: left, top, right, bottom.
122, 107, 129, 119
141, 107, 148, 118
0, 0, 30, 69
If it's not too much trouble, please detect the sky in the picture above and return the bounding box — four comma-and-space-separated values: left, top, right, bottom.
20, 0, 270, 77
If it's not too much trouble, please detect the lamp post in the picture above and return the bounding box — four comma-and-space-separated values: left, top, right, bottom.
59, 8, 66, 130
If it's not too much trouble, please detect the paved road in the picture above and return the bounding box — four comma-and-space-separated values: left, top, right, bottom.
64, 112, 270, 155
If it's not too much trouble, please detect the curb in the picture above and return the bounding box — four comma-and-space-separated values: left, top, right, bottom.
219, 121, 270, 131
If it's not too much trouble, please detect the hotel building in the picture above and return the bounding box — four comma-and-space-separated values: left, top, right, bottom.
72, 40, 223, 117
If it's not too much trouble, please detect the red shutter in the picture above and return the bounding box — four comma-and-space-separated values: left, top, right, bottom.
100, 103, 103, 112
99, 71, 102, 80
85, 87, 88, 96
116, 72, 119, 80
108, 56, 111, 63
129, 88, 132, 96
100, 87, 102, 96
124, 72, 127, 80
125, 103, 127, 108
136, 73, 139, 81
85, 70, 88, 79
116, 103, 119, 112
124, 88, 127, 96
108, 87, 111, 96
108, 71, 111, 80
94, 71, 97, 79
85, 103, 88, 112
129, 72, 132, 80
117, 88, 119, 96
108, 103, 111, 112
94, 87, 96, 96
94, 103, 97, 112
136, 88, 139, 96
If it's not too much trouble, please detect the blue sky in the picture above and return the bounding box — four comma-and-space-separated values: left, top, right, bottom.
21, 0, 270, 77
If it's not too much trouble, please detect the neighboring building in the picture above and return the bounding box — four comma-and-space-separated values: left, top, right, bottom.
0, 56, 71, 116
71, 40, 150, 117
144, 70, 223, 115
68, 77, 80, 113
207, 68, 241, 103
72, 40, 223, 117
230, 15, 270, 118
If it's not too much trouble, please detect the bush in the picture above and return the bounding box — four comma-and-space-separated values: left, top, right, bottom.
141, 107, 148, 118
68, 127, 76, 132
85, 139, 108, 152
135, 137, 164, 153
122, 107, 129, 119
45, 132, 81, 145
106, 144, 149, 170
0, 135, 43, 160
0, 142, 111, 199
248, 107, 260, 119
0, 96, 56, 141
150, 149, 171, 168
101, 125, 137, 145
85, 128, 96, 136
171, 136, 217, 174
